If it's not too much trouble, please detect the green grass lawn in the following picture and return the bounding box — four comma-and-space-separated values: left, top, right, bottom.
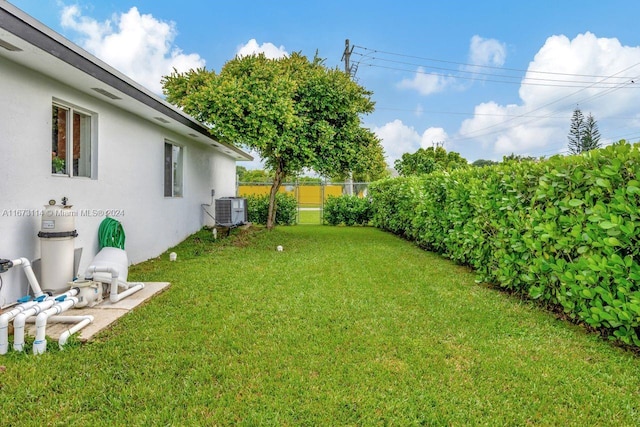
1, 226, 640, 425
297, 208, 322, 224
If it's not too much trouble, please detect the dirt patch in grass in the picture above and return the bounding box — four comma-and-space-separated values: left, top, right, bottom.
229, 224, 264, 248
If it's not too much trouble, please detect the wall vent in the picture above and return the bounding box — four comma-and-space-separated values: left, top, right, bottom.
91, 87, 121, 100
0, 38, 22, 52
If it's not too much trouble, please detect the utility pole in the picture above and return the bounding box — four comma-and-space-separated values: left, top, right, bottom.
342, 39, 355, 76
342, 39, 355, 195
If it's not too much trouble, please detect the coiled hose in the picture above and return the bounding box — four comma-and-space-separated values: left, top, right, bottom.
98, 217, 125, 250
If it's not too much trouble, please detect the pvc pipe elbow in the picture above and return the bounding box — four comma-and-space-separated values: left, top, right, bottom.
13, 257, 44, 297
109, 283, 144, 303
58, 315, 94, 349
13, 311, 29, 331
86, 265, 119, 278
10, 257, 26, 267
0, 302, 37, 355
34, 310, 50, 329
12, 312, 29, 352
33, 311, 51, 355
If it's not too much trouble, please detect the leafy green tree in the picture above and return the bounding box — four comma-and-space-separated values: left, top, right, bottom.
237, 166, 271, 183
236, 166, 247, 181
502, 153, 538, 163
291, 175, 322, 184
332, 131, 389, 182
163, 53, 377, 229
472, 159, 498, 167
394, 146, 468, 176
239, 169, 272, 183
568, 108, 601, 154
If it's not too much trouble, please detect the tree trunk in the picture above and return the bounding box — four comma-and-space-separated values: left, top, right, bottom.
266, 161, 285, 230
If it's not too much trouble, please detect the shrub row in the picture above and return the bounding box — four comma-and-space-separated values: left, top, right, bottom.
246, 193, 297, 226
323, 195, 372, 226
370, 141, 640, 347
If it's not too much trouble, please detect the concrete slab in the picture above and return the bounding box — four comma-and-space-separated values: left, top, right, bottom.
3, 282, 170, 345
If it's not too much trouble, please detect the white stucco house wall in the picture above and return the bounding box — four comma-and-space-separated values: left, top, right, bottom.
0, 2, 252, 306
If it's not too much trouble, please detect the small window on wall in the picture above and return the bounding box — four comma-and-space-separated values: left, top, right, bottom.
164, 141, 183, 197
52, 103, 93, 177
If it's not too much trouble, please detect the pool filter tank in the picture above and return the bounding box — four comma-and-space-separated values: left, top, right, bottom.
38, 200, 77, 294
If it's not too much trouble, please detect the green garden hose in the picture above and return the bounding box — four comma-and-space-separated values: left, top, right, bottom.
98, 217, 126, 250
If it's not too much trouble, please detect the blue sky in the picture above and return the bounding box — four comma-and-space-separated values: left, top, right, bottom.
9, 0, 640, 168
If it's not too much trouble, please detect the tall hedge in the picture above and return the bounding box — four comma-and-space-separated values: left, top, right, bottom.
370, 141, 640, 347
246, 193, 297, 226
323, 195, 372, 226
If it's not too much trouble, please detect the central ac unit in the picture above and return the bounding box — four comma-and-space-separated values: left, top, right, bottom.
215, 197, 247, 227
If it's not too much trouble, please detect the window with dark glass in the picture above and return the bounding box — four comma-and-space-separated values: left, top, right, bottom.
52, 103, 92, 177
164, 141, 183, 197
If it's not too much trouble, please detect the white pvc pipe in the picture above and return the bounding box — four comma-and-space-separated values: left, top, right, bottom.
85, 266, 144, 303
12, 299, 57, 352
25, 315, 92, 324
12, 288, 79, 353
110, 282, 144, 303
33, 296, 78, 355
58, 315, 94, 349
0, 300, 39, 355
10, 258, 44, 297
40, 315, 91, 323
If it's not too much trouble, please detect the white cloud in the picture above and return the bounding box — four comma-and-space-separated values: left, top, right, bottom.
456, 32, 640, 159
397, 36, 506, 97
397, 66, 454, 96
60, 5, 205, 94
420, 127, 449, 149
468, 35, 507, 68
519, 32, 639, 114
372, 119, 421, 165
236, 39, 288, 59
372, 120, 450, 166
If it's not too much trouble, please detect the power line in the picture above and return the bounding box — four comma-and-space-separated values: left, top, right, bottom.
349, 43, 640, 155
354, 60, 640, 89
376, 106, 640, 121
353, 45, 640, 80
449, 65, 640, 143
375, 106, 569, 119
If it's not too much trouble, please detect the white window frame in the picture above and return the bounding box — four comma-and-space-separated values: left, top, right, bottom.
51, 100, 96, 178
164, 140, 184, 197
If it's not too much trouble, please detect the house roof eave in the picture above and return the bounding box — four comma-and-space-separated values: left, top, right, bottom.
0, 2, 253, 161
